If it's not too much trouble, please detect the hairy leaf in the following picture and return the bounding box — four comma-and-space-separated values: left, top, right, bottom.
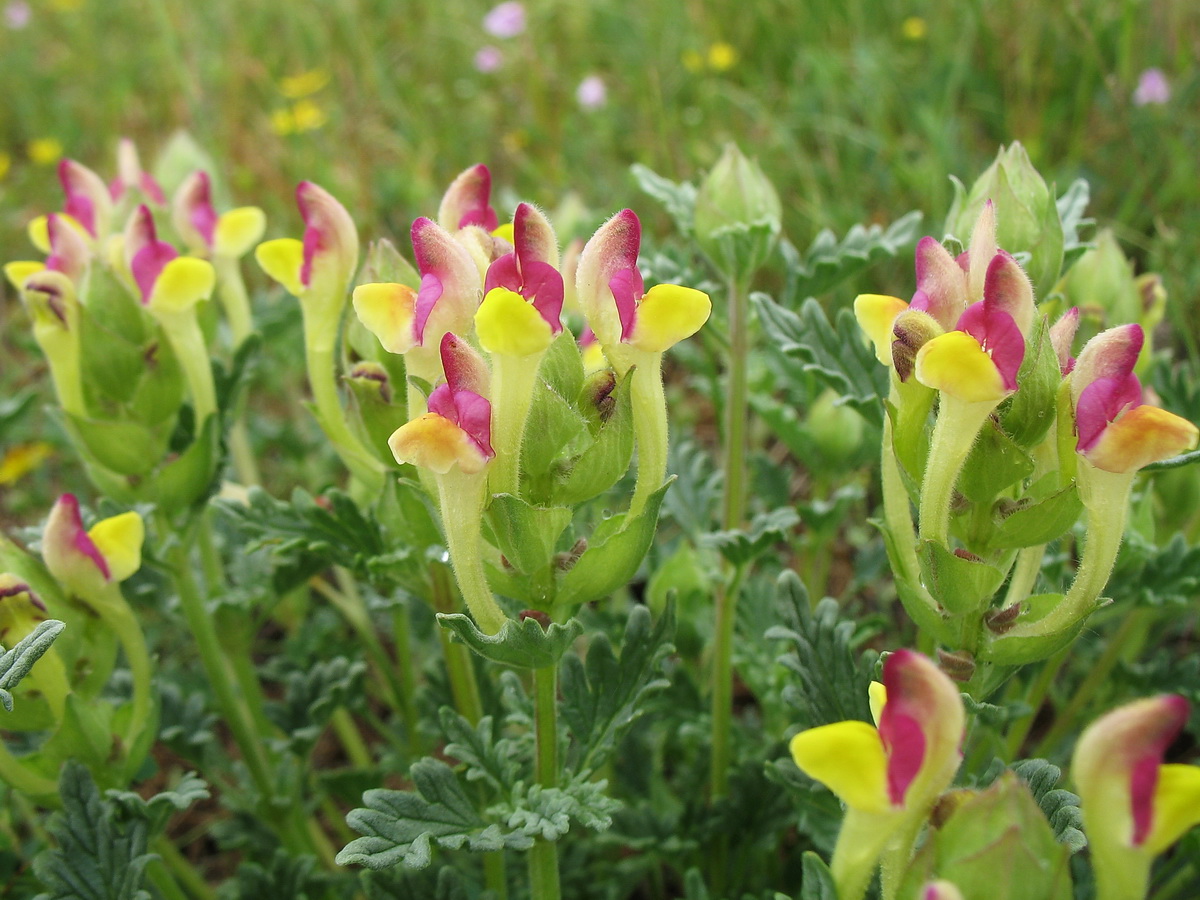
0, 619, 65, 713
782, 210, 922, 300
440, 708, 522, 792
266, 656, 368, 755
630, 164, 696, 236
438, 615, 584, 670
700, 507, 801, 568
560, 603, 675, 778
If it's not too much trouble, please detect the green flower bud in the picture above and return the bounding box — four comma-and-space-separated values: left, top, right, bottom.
807, 388, 865, 466
898, 773, 1073, 900
947, 142, 1063, 299
1058, 230, 1140, 327
361, 237, 420, 290
693, 143, 782, 283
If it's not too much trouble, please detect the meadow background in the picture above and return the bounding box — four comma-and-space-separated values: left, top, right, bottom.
2, 0, 1199, 512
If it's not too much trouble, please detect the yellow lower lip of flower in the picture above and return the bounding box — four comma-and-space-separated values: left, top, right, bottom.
492, 223, 516, 244
353, 282, 419, 354
150, 258, 217, 314
255, 238, 305, 296
388, 414, 488, 475
629, 284, 712, 353
854, 294, 909, 366
215, 207, 267, 258
0, 442, 54, 484
1144, 764, 1200, 855
476, 287, 554, 357
4, 261, 46, 292
915, 331, 1007, 402
88, 511, 144, 582
1085, 405, 1200, 474
789, 720, 890, 814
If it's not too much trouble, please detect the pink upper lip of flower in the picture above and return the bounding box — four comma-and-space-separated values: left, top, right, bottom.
482, 203, 564, 333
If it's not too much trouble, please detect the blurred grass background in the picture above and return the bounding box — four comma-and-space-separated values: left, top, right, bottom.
2, 0, 1198, 514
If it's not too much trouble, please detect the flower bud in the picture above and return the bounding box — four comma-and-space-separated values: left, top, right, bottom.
946, 142, 1063, 297
1058, 230, 1140, 327
693, 143, 781, 282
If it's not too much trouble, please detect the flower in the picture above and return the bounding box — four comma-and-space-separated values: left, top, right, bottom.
0, 442, 53, 485
483, 0, 525, 38
27, 138, 63, 167
4, 1, 30, 29
125, 205, 216, 315
292, 98, 327, 132
474, 46, 503, 73
707, 41, 737, 71
477, 202, 563, 357
1071, 324, 1198, 474
109, 138, 166, 206
41, 494, 144, 600
57, 158, 113, 241
256, 181, 359, 302
576, 75, 607, 110
789, 650, 965, 900
902, 16, 928, 40
1073, 695, 1200, 900
389, 333, 494, 475
575, 209, 711, 368
172, 170, 266, 259
1133, 68, 1170, 106
279, 67, 330, 99
437, 163, 499, 233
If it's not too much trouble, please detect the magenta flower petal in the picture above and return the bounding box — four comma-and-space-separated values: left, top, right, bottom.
608, 266, 644, 342
58, 160, 100, 237
957, 301, 1024, 391
426, 383, 456, 420
880, 710, 926, 806
438, 164, 498, 232
912, 236, 968, 329
413, 272, 444, 344
484, 251, 522, 295
454, 389, 494, 457
140, 172, 167, 207
1129, 695, 1188, 845
58, 494, 110, 581
187, 172, 218, 247
1073, 324, 1144, 399
132, 241, 179, 304
982, 250, 1035, 336
440, 332, 490, 398
521, 259, 564, 332
1075, 374, 1143, 453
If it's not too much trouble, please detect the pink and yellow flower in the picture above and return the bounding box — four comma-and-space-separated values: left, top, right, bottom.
256, 181, 359, 301
172, 170, 266, 260
1073, 695, 1200, 900
41, 494, 144, 600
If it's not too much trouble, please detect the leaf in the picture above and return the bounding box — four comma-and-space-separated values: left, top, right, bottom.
485, 494, 572, 576
630, 163, 696, 235
560, 603, 675, 778
437, 614, 584, 670
338, 758, 535, 870
957, 419, 1035, 505
552, 371, 635, 506
1057, 178, 1093, 268
798, 851, 838, 900
767, 572, 875, 728
439, 708, 522, 792
699, 507, 800, 567
0, 619, 65, 713
783, 210, 922, 300
988, 484, 1082, 550
499, 778, 622, 840
362, 865, 474, 900
753, 294, 889, 427
1009, 760, 1086, 853
227, 849, 320, 900
33, 761, 205, 900
265, 656, 368, 755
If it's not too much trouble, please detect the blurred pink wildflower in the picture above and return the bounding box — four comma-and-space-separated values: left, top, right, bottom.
1133, 68, 1170, 106
474, 45, 503, 73
576, 75, 607, 109
4, 1, 30, 29
483, 1, 525, 38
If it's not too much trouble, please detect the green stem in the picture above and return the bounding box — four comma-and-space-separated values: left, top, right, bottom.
168, 540, 275, 803
1002, 543, 1046, 609
879, 815, 924, 900
214, 254, 254, 347
529, 664, 561, 900
431, 564, 485, 724
880, 385, 927, 591
37, 327, 86, 418
721, 275, 751, 534
160, 311, 218, 425
331, 707, 373, 769
436, 468, 507, 634
918, 394, 999, 546
392, 603, 423, 758
829, 809, 898, 900
302, 318, 385, 490
488, 350, 544, 496
1003, 648, 1069, 759
710, 563, 747, 801
629, 353, 668, 518
227, 421, 261, 486
94, 585, 156, 777
152, 835, 217, 900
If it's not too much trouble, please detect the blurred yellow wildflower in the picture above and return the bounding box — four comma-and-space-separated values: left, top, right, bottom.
27, 138, 63, 167
292, 99, 328, 132
902, 16, 928, 40
0, 442, 53, 485
270, 108, 295, 136
502, 129, 529, 153
682, 50, 704, 73
707, 42, 737, 72
0, 153, 10, 181
280, 68, 330, 99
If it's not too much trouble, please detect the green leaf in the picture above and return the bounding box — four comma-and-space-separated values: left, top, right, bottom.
439, 708, 522, 792
437, 614, 584, 670
700, 507, 800, 567
753, 294, 888, 427
767, 573, 875, 727
362, 865, 474, 900
485, 494, 572, 576
265, 656, 368, 755
227, 849, 320, 900
338, 758, 534, 870
556, 479, 673, 609
538, 328, 585, 402
917, 540, 1007, 616
957, 418, 1035, 505
988, 484, 1082, 550
798, 852, 838, 900
521, 380, 590, 485
105, 772, 211, 835
552, 372, 635, 506
560, 603, 675, 778
783, 210, 922, 299
630, 163, 696, 235
499, 777, 622, 840
999, 315, 1061, 449
1057, 179, 1093, 268
1007, 760, 1086, 853
0, 619, 65, 713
